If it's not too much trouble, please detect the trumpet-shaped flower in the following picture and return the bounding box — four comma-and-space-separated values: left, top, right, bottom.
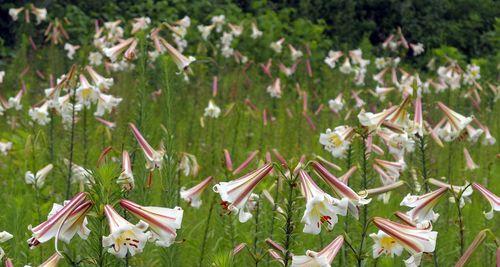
437, 102, 472, 135
291, 235, 344, 267
251, 22, 263, 39
298, 169, 348, 235
103, 38, 136, 62
8, 88, 24, 110
28, 192, 92, 248
180, 176, 213, 208
86, 66, 113, 90
129, 123, 165, 170
369, 230, 404, 258
311, 162, 371, 219
31, 6, 47, 24
266, 78, 282, 98
358, 106, 397, 131
373, 217, 437, 267
120, 199, 183, 247
29, 101, 50, 125
428, 178, 472, 208
103, 205, 149, 257
94, 93, 122, 116
159, 38, 196, 73
319, 125, 355, 158
472, 183, 500, 220
25, 163, 53, 188
9, 8, 24, 21
324, 50, 343, 69
463, 148, 479, 170
400, 187, 448, 224
328, 94, 344, 113
117, 151, 134, 191
270, 38, 285, 53
178, 152, 199, 177
213, 163, 273, 223
204, 100, 221, 118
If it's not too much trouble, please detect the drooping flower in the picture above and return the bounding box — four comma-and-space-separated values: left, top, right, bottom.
64, 43, 80, 60
103, 38, 136, 62
266, 78, 282, 98
250, 22, 263, 39
204, 100, 221, 118
7, 87, 24, 110
117, 151, 134, 191
86, 66, 113, 91
270, 38, 285, 53
25, 163, 53, 188
129, 123, 165, 170
180, 176, 214, 208
76, 75, 100, 107
102, 205, 149, 257
94, 93, 122, 116
324, 50, 343, 69
436, 102, 473, 139
358, 106, 397, 131
64, 159, 94, 189
328, 94, 344, 113
289, 44, 303, 61
369, 230, 404, 259
131, 17, 151, 34
213, 163, 273, 223
158, 38, 196, 73
29, 101, 50, 126
400, 187, 448, 224
291, 235, 344, 267
31, 6, 47, 24
178, 152, 200, 177
319, 125, 355, 158
28, 192, 92, 248
311, 162, 371, 219
0, 142, 12, 156
298, 169, 348, 235
372, 217, 437, 267
339, 58, 352, 74
428, 178, 472, 208
120, 199, 183, 247
88, 52, 103, 66
472, 183, 499, 220
9, 7, 24, 21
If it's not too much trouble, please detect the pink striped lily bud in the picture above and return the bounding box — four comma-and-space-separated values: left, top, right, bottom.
268, 249, 285, 265
4, 258, 13, 267
400, 187, 448, 224
373, 217, 437, 267
39, 253, 62, 267
213, 164, 273, 223
233, 150, 259, 175
232, 243, 246, 256
298, 169, 347, 235
102, 204, 149, 258
272, 149, 288, 168
291, 235, 344, 266
360, 181, 405, 197
373, 158, 404, 185
472, 183, 500, 220
95, 117, 116, 129
223, 149, 233, 172
212, 76, 218, 97
117, 151, 134, 191
311, 162, 371, 219
302, 112, 316, 131
119, 199, 183, 247
28, 192, 92, 248
129, 123, 165, 170
265, 238, 286, 254
180, 176, 213, 208
260, 59, 273, 78
413, 95, 424, 136
463, 148, 479, 170
455, 229, 487, 267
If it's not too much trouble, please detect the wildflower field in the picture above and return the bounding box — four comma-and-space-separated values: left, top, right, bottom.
0, 1, 498, 266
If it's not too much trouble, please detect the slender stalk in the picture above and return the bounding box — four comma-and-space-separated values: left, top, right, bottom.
357, 135, 369, 267
341, 144, 353, 266
253, 197, 261, 267
417, 135, 430, 192
198, 194, 216, 267
66, 87, 77, 199
282, 178, 296, 267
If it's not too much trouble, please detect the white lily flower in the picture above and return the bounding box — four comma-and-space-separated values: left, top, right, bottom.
472, 183, 500, 220
180, 176, 214, 208
266, 78, 282, 98
369, 230, 404, 258
103, 205, 149, 258
29, 101, 50, 126
291, 235, 344, 267
120, 200, 183, 247
204, 100, 221, 118
400, 187, 448, 224
0, 231, 13, 260
319, 126, 355, 158
251, 23, 262, 39
25, 163, 53, 188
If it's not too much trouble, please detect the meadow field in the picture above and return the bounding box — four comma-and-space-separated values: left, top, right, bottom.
0, 2, 498, 266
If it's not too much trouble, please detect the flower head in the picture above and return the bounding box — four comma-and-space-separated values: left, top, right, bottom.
120, 200, 183, 247
400, 187, 448, 224
298, 169, 348, 235
117, 151, 134, 191
103, 205, 149, 257
129, 123, 165, 170
180, 176, 213, 208
25, 163, 53, 188
369, 230, 404, 258
319, 126, 355, 158
213, 163, 273, 223
472, 183, 499, 220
